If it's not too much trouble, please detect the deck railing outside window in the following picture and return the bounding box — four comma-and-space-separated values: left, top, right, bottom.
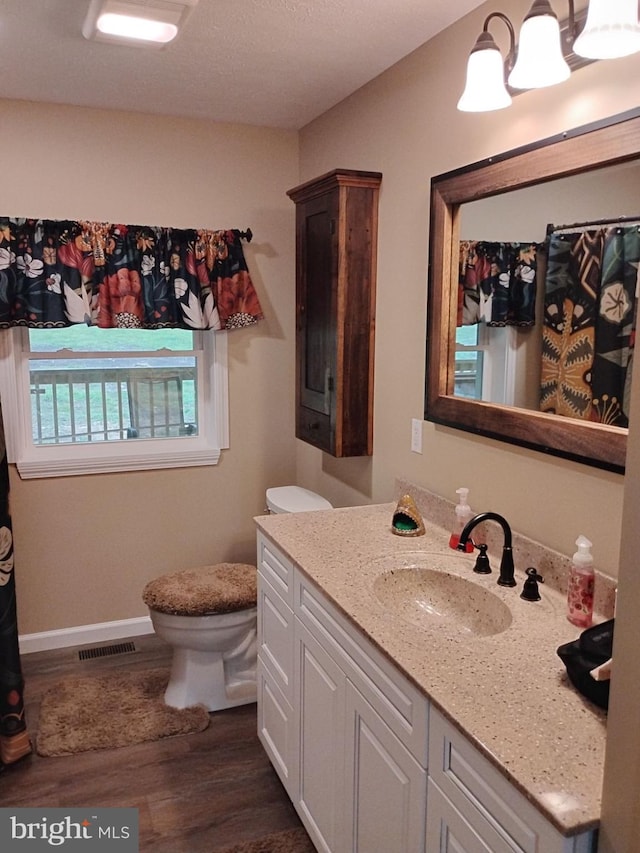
29, 367, 197, 445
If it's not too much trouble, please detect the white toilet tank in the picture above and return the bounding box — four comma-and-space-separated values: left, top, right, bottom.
266, 486, 333, 514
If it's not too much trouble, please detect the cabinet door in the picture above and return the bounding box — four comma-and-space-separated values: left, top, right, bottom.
295, 619, 346, 853
295, 190, 337, 451
257, 573, 294, 701
344, 681, 426, 853
257, 662, 296, 796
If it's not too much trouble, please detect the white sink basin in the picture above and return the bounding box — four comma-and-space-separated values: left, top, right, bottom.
372, 565, 513, 637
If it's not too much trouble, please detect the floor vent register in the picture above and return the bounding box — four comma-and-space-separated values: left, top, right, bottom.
78, 641, 137, 661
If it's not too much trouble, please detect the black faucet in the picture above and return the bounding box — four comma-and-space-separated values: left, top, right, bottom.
456, 512, 517, 587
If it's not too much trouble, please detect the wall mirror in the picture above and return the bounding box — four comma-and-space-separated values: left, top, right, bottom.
425, 109, 640, 474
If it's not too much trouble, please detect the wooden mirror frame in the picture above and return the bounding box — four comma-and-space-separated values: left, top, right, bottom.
425, 108, 640, 475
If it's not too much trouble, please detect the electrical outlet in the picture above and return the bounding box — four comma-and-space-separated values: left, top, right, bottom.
411, 418, 423, 454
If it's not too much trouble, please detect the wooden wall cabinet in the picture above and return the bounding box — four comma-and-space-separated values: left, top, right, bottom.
287, 169, 382, 457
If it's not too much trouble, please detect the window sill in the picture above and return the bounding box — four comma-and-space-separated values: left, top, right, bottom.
16, 441, 222, 479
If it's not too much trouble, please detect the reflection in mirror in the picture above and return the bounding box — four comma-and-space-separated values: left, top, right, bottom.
426, 109, 640, 473
455, 161, 640, 421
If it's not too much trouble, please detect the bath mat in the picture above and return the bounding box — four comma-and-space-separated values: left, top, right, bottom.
36, 668, 209, 757
217, 826, 315, 853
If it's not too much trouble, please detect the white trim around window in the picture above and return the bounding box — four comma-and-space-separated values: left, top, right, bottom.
0, 328, 229, 478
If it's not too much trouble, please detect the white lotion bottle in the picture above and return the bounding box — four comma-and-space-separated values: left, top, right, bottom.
449, 487, 474, 552
567, 535, 595, 628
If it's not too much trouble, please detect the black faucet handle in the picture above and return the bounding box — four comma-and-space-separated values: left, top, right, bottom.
520, 567, 544, 601
473, 543, 492, 574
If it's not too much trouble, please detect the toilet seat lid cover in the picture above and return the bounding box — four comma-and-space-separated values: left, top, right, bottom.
143, 563, 256, 616
266, 486, 333, 513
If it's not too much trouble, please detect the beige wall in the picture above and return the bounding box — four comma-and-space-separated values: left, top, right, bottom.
1, 99, 299, 634
599, 327, 640, 850
296, 0, 640, 579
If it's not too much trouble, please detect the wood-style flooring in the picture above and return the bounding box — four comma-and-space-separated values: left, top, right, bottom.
1, 635, 310, 852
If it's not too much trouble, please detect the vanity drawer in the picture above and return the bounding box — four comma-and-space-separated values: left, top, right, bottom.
258, 533, 294, 607
428, 707, 593, 853
295, 572, 428, 766
429, 708, 536, 852
426, 777, 514, 853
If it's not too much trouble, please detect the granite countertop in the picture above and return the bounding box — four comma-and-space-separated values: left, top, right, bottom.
255, 501, 608, 837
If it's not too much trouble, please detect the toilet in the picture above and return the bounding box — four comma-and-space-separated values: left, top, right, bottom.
144, 487, 331, 712
143, 562, 258, 712
266, 485, 333, 514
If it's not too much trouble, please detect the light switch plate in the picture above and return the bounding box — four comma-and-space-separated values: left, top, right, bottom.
411, 418, 423, 454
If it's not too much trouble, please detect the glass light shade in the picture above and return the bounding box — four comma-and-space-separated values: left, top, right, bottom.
96, 12, 178, 43
573, 0, 640, 59
508, 14, 571, 89
457, 46, 512, 112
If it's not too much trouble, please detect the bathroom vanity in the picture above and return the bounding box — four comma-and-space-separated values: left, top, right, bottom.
255, 497, 607, 853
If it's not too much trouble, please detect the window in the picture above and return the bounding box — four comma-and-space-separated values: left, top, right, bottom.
0, 326, 228, 478
454, 325, 484, 399
455, 324, 516, 405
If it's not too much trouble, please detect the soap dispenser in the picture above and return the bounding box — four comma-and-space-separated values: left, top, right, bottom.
567, 535, 595, 628
449, 487, 474, 553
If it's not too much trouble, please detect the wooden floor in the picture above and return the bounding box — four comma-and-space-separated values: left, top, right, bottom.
3, 635, 310, 852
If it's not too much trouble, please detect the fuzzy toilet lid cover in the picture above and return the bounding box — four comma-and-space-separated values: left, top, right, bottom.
142, 563, 257, 616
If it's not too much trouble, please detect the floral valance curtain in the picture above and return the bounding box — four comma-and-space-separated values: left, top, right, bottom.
540, 223, 640, 426
458, 240, 538, 327
0, 218, 263, 331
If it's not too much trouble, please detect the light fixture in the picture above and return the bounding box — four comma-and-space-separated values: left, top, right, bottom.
457, 0, 640, 112
508, 0, 571, 89
457, 14, 514, 112
573, 0, 640, 59
82, 0, 198, 48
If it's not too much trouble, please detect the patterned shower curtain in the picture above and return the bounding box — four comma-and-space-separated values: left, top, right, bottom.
0, 403, 30, 767
540, 224, 640, 426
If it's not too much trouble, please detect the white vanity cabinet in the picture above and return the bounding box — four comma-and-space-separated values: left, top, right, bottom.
256, 531, 597, 853
257, 531, 428, 853
296, 577, 428, 853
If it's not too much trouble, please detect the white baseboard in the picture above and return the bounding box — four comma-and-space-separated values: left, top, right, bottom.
19, 616, 154, 655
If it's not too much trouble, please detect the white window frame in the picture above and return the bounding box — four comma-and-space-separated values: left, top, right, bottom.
482, 325, 517, 406
455, 324, 517, 406
0, 327, 229, 479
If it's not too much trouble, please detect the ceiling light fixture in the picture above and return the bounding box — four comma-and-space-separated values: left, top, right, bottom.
82, 0, 199, 48
458, 0, 640, 112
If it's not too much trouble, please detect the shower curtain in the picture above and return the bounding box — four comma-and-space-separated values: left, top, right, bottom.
540, 223, 640, 426
0, 401, 30, 767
